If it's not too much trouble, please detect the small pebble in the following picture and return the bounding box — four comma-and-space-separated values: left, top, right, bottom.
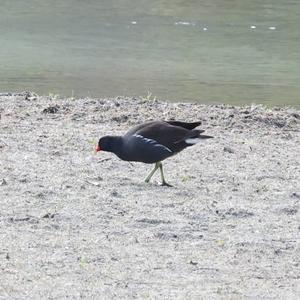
292, 192, 300, 199
0, 179, 7, 186
42, 212, 56, 219
42, 106, 59, 114
223, 146, 234, 154
111, 190, 122, 198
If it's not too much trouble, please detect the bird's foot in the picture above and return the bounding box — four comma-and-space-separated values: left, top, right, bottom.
160, 181, 173, 187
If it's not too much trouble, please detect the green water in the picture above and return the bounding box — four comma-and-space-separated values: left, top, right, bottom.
1, 0, 300, 107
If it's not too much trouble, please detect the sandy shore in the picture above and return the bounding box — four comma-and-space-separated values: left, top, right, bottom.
0, 92, 300, 299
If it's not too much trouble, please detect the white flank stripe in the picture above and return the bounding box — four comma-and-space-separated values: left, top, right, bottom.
133, 134, 172, 153
185, 138, 201, 144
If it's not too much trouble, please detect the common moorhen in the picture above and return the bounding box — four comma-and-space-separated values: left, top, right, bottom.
96, 120, 213, 186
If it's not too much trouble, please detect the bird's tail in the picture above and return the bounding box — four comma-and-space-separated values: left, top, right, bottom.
185, 135, 213, 144
198, 133, 214, 139
175, 129, 213, 144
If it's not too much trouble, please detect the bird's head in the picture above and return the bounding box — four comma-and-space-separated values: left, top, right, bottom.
96, 136, 117, 153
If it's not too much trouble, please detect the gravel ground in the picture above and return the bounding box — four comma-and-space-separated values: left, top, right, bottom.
0, 92, 300, 299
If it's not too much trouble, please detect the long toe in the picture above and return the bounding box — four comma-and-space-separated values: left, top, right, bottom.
161, 181, 173, 187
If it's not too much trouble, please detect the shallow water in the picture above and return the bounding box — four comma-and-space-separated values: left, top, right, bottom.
1, 0, 300, 107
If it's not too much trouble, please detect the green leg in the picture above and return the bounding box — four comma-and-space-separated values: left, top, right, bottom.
144, 162, 160, 183
158, 162, 173, 187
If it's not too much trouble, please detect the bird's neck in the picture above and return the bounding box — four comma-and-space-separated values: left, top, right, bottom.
108, 136, 124, 156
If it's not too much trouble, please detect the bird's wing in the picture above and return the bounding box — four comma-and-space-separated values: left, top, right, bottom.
167, 120, 202, 130
132, 134, 172, 154
124, 121, 157, 136
134, 122, 192, 152
124, 133, 173, 163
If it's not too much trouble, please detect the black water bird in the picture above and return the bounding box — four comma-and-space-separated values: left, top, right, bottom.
96, 120, 213, 186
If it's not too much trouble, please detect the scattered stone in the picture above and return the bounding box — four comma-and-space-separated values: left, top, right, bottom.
290, 112, 300, 119
42, 105, 59, 114
111, 115, 128, 123
24, 91, 37, 101
155, 232, 178, 240
274, 249, 282, 255
281, 208, 298, 215
136, 218, 171, 225
273, 120, 286, 128
110, 190, 122, 198
231, 210, 254, 218
71, 112, 85, 120
97, 158, 111, 163
35, 192, 45, 198
220, 208, 254, 218
223, 146, 234, 154
42, 213, 56, 219
291, 192, 300, 199
0, 179, 7, 186
9, 216, 31, 222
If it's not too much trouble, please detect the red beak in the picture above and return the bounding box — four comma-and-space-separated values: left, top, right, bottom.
96, 146, 101, 152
